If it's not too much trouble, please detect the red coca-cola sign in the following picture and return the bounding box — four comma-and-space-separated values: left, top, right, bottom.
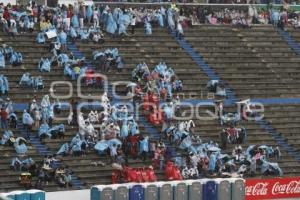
246, 177, 300, 200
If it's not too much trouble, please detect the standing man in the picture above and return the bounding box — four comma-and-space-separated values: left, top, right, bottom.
130, 15, 136, 35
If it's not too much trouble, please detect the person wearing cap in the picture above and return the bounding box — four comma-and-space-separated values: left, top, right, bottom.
22, 110, 33, 140
30, 99, 39, 115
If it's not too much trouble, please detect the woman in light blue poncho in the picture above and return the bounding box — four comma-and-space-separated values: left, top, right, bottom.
1, 130, 13, 145
167, 8, 175, 30
36, 32, 45, 44
0, 52, 5, 68
14, 137, 28, 155
58, 30, 67, 49
145, 21, 152, 35
38, 58, 51, 72
106, 12, 117, 35
129, 120, 139, 135
208, 152, 217, 173
69, 26, 78, 43
57, 143, 69, 156
38, 122, 50, 138
120, 120, 129, 138
118, 12, 128, 36
139, 136, 149, 161
86, 5, 93, 23
156, 11, 164, 27
0, 75, 9, 94
19, 73, 31, 87
71, 14, 79, 28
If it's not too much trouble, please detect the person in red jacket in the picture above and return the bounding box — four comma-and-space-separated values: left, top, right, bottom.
3, 7, 10, 21
0, 108, 8, 130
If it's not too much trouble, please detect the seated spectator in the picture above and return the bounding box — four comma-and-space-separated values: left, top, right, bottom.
36, 32, 45, 44
38, 58, 51, 72
0, 51, 5, 68
0, 130, 14, 145
14, 137, 28, 155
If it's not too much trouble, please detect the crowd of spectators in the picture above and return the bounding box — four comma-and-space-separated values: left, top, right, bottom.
0, 0, 291, 189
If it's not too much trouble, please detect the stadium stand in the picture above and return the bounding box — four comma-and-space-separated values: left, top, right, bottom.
0, 2, 299, 200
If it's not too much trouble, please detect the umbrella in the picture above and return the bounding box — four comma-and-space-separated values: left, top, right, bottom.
208, 146, 221, 152
127, 82, 137, 87
107, 138, 122, 148
94, 141, 109, 151
258, 145, 269, 150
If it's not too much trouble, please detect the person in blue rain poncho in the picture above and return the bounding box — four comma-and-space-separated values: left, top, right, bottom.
156, 11, 164, 27
145, 21, 152, 35
38, 122, 51, 139
33, 76, 44, 90
167, 8, 175, 31
11, 156, 34, 171
64, 63, 76, 80
163, 103, 174, 120
117, 11, 129, 36
10, 156, 22, 171
57, 53, 69, 66
72, 138, 87, 157
22, 110, 33, 139
86, 5, 93, 23
78, 29, 90, 41
0, 51, 5, 68
106, 12, 117, 35
129, 120, 139, 135
58, 29, 67, 50
14, 137, 28, 155
139, 136, 149, 161
19, 73, 32, 87
0, 130, 13, 145
116, 56, 124, 72
69, 26, 78, 43
94, 139, 109, 156
71, 13, 79, 28
259, 158, 283, 176
10, 52, 22, 66
57, 143, 70, 156
0, 75, 9, 94
208, 152, 217, 174
120, 120, 129, 138
36, 32, 45, 44
38, 58, 51, 72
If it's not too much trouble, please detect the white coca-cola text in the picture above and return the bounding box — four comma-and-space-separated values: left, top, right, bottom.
246, 182, 269, 196
272, 181, 300, 195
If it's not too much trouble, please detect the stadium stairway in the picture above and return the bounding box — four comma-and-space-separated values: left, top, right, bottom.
276, 28, 300, 55
19, 119, 84, 190
170, 30, 238, 104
